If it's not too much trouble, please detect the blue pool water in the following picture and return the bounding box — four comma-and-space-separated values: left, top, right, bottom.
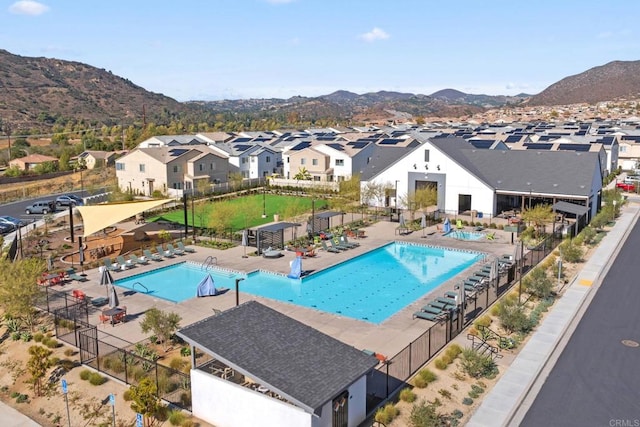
445, 230, 485, 241
115, 242, 482, 324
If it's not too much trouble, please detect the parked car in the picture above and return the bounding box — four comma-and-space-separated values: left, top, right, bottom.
0, 222, 15, 235
56, 194, 84, 207
616, 182, 636, 192
0, 215, 26, 228
25, 200, 56, 215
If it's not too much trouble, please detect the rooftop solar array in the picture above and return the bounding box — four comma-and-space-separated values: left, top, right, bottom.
505, 135, 523, 143
469, 140, 494, 149
290, 142, 312, 151
234, 137, 252, 143
523, 143, 553, 150
557, 144, 591, 152
233, 145, 253, 152
347, 141, 369, 149
326, 143, 344, 151
168, 148, 189, 156
379, 139, 404, 145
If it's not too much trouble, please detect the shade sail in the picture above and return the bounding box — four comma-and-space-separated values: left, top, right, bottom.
77, 199, 173, 237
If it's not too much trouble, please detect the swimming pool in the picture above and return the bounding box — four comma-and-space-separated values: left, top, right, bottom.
115, 242, 482, 324
445, 230, 485, 241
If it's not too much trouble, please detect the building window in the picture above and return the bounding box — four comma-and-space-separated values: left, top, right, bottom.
139, 164, 145, 172
210, 163, 215, 170
424, 149, 430, 162
314, 176, 321, 181
301, 158, 306, 165
241, 157, 247, 164
116, 162, 125, 171
199, 164, 203, 171
251, 157, 255, 163
620, 146, 627, 152
266, 156, 271, 163
173, 165, 180, 173
335, 159, 344, 166
312, 158, 318, 166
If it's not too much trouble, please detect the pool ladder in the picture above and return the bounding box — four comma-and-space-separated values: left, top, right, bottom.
202, 256, 217, 271
132, 282, 149, 293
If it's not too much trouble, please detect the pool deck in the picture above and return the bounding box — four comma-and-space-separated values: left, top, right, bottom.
66, 220, 516, 357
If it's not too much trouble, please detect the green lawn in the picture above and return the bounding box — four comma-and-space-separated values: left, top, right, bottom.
149, 194, 328, 231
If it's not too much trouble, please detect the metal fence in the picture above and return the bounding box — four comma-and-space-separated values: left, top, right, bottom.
366, 235, 560, 413
41, 286, 192, 411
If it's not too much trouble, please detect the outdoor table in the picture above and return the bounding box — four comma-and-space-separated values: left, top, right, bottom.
90, 297, 108, 307
102, 307, 125, 326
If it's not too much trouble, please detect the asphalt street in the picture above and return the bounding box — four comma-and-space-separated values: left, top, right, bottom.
521, 219, 640, 427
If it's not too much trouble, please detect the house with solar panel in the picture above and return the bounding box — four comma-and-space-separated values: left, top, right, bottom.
360, 135, 603, 225
177, 301, 379, 427
204, 140, 282, 179
137, 134, 210, 148
115, 146, 233, 196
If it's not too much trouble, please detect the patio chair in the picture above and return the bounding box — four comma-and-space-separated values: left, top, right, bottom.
340, 235, 360, 248
413, 311, 445, 322
116, 255, 134, 269
420, 305, 445, 315
436, 296, 457, 306
176, 241, 195, 253
456, 219, 464, 230
329, 238, 349, 251
103, 257, 120, 272
129, 253, 149, 265
167, 243, 184, 255
321, 240, 341, 254
156, 244, 174, 258
68, 271, 88, 282
262, 247, 283, 258
444, 291, 459, 300
143, 249, 163, 262
99, 312, 110, 326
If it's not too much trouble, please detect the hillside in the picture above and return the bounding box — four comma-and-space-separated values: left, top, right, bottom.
527, 60, 640, 106
0, 49, 198, 128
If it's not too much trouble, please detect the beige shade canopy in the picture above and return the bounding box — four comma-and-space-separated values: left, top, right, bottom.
76, 199, 173, 237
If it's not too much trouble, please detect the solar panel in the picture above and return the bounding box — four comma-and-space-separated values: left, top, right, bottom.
233, 145, 252, 152
317, 136, 336, 141
233, 137, 252, 143
558, 144, 591, 152
290, 142, 311, 151
326, 143, 344, 151
468, 140, 493, 149
523, 143, 553, 150
505, 135, 522, 143
379, 139, 404, 145
168, 148, 189, 157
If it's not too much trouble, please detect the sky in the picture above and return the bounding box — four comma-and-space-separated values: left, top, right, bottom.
2, 0, 640, 102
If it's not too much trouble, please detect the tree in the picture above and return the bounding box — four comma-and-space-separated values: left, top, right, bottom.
228, 172, 244, 190
129, 377, 162, 427
521, 204, 555, 238
207, 202, 235, 239
400, 187, 437, 221
522, 267, 553, 299
58, 151, 71, 171
139, 308, 181, 352
0, 258, 46, 330
27, 345, 53, 396
293, 167, 311, 181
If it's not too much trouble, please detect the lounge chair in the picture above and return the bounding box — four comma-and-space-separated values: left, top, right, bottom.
420, 305, 444, 315
262, 246, 283, 258
444, 291, 459, 300
176, 241, 196, 253
428, 301, 450, 310
456, 219, 464, 230
464, 284, 478, 294
156, 245, 174, 258
474, 271, 491, 278
435, 297, 457, 306
340, 235, 360, 248
329, 238, 349, 251
143, 249, 163, 262
116, 255, 134, 269
103, 257, 120, 272
321, 240, 340, 253
167, 243, 184, 255
65, 268, 88, 282
129, 253, 149, 265
413, 311, 445, 321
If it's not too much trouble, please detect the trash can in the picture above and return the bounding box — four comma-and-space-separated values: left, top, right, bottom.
477, 212, 483, 219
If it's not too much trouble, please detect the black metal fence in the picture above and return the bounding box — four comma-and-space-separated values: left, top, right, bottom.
366, 236, 560, 412
42, 287, 192, 411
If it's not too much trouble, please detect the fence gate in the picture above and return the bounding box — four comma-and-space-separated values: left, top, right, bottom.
78, 326, 99, 364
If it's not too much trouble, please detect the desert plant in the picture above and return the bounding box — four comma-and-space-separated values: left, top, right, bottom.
375, 403, 399, 424
438, 389, 452, 400
462, 397, 473, 406
20, 331, 32, 342
168, 409, 186, 426
495, 298, 532, 334
79, 369, 91, 381
473, 315, 492, 329
445, 344, 462, 359
558, 238, 583, 263
522, 267, 553, 299
434, 358, 448, 370
180, 346, 191, 357
88, 372, 107, 386
460, 349, 498, 379
400, 387, 417, 403
33, 332, 44, 342
419, 368, 437, 384
409, 399, 443, 426
413, 376, 427, 389
63, 348, 75, 357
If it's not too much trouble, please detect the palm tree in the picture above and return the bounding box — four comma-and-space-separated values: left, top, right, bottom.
293, 167, 312, 181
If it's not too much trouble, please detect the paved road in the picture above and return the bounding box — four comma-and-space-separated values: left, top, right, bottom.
521, 218, 640, 427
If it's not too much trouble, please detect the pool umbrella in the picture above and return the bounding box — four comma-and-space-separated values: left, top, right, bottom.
78, 236, 85, 273
47, 255, 53, 272
443, 218, 451, 233
196, 273, 217, 297
490, 257, 499, 288
399, 213, 406, 228
287, 256, 302, 279
108, 285, 119, 309
420, 213, 427, 237
241, 229, 248, 258
100, 266, 114, 297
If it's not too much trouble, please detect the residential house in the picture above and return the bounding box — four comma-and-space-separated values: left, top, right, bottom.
9, 154, 58, 171
206, 141, 281, 179
177, 301, 378, 427
137, 135, 208, 148
115, 146, 232, 196
76, 150, 117, 170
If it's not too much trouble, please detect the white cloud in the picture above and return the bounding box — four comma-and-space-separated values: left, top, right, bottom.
9, 0, 49, 15
359, 27, 390, 43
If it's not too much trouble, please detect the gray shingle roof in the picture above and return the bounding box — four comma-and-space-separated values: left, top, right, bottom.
176, 301, 378, 413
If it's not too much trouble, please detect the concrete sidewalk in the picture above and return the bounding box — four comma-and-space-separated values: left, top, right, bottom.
0, 401, 40, 426
466, 201, 640, 427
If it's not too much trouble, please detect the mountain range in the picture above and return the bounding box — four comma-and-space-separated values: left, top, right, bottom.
1, 48, 639, 131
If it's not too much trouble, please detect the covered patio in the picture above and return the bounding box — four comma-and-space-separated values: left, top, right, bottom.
253, 222, 301, 255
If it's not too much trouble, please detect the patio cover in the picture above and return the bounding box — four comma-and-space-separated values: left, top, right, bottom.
552, 201, 589, 216
77, 199, 173, 237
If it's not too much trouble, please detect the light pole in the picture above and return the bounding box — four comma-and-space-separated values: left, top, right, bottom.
311, 198, 315, 238
261, 186, 267, 218
235, 278, 245, 307
394, 180, 400, 222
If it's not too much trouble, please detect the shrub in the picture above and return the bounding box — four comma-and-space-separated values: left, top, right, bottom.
413, 376, 427, 389
20, 331, 32, 342
471, 384, 484, 394
15, 393, 28, 403
495, 298, 532, 334
460, 349, 498, 379
33, 333, 44, 343
523, 268, 553, 299
58, 359, 77, 371
10, 332, 20, 341
473, 315, 492, 329
434, 358, 448, 370
181, 420, 194, 427
88, 372, 107, 386
168, 409, 186, 426
169, 357, 187, 371
462, 397, 473, 406
399, 387, 417, 403
419, 368, 437, 384
375, 403, 399, 424
180, 392, 191, 408
440, 354, 452, 365
438, 389, 452, 400
79, 369, 91, 381
445, 344, 462, 359
63, 348, 75, 357
123, 390, 132, 401
43, 338, 61, 348
558, 238, 583, 263
180, 346, 191, 357
410, 400, 443, 426
452, 409, 464, 419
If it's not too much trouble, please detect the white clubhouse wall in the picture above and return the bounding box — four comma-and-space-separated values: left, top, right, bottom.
191, 369, 312, 427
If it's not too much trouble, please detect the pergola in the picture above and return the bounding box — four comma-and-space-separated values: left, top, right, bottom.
254, 222, 300, 254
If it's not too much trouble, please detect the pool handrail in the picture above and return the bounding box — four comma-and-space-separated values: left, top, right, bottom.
132, 281, 149, 293
202, 256, 217, 270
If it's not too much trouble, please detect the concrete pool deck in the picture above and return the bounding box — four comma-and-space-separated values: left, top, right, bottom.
66, 219, 516, 357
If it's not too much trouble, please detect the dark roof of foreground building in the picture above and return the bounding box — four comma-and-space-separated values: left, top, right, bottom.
176, 301, 378, 413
